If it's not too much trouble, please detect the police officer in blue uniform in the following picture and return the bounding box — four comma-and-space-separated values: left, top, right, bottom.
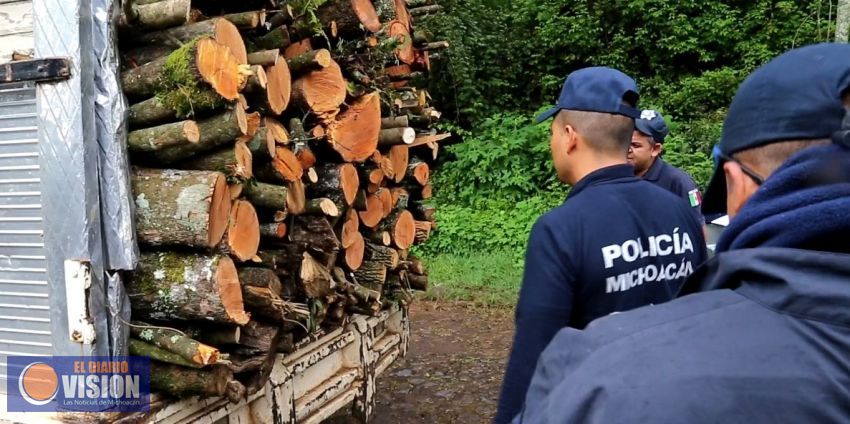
513, 43, 850, 424
494, 67, 707, 424
628, 109, 704, 222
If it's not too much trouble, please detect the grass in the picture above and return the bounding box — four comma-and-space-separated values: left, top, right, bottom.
419, 251, 522, 308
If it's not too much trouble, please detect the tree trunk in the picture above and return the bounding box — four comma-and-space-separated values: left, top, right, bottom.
256, 246, 306, 280
127, 18, 248, 65
352, 260, 387, 291
150, 362, 236, 400
143, 107, 249, 164
130, 324, 220, 366
325, 92, 381, 162
248, 49, 280, 67
305, 198, 340, 217
255, 147, 303, 184
239, 267, 283, 295
128, 251, 249, 325
289, 216, 341, 264
243, 182, 289, 211
379, 209, 415, 249
381, 115, 409, 129
388, 145, 409, 183
127, 119, 200, 152
251, 61, 291, 115
132, 168, 231, 248
260, 222, 288, 240
245, 127, 276, 161
218, 199, 261, 262
314, 0, 381, 36
364, 241, 400, 269
119, 0, 191, 31
222, 11, 266, 29
249, 26, 291, 52
178, 141, 253, 181
122, 44, 173, 68
234, 321, 279, 355
414, 220, 432, 244
343, 232, 365, 271
337, 208, 361, 249
291, 60, 346, 122
242, 285, 290, 323
364, 229, 391, 246
406, 157, 430, 186
358, 163, 385, 187
242, 65, 267, 94
309, 163, 359, 206
129, 338, 201, 368
128, 97, 207, 129
300, 253, 333, 298
378, 127, 416, 147
286, 49, 332, 75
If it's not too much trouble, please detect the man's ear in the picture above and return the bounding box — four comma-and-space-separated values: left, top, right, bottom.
564, 124, 579, 154
724, 161, 757, 218
652, 142, 663, 157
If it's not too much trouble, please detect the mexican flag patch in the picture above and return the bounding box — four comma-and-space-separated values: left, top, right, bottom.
688, 189, 702, 207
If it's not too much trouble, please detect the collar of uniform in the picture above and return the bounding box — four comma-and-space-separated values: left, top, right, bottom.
642, 156, 666, 182
569, 164, 637, 199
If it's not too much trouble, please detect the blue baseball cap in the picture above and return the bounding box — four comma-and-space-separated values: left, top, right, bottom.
701, 42, 850, 216
536, 66, 640, 123
635, 109, 669, 143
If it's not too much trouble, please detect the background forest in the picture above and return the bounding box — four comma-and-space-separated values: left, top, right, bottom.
415, 0, 838, 304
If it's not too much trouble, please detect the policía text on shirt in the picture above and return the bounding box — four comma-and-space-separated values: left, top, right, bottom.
600, 228, 695, 269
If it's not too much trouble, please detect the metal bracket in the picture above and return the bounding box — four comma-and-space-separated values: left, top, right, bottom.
64, 260, 96, 344
1, 58, 71, 83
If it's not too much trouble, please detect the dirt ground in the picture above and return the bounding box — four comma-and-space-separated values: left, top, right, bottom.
327, 301, 514, 424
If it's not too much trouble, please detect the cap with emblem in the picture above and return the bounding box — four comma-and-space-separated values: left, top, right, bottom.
701, 42, 850, 216
536, 66, 640, 123
635, 109, 669, 143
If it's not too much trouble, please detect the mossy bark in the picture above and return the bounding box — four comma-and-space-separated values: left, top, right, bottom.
129, 339, 201, 369
128, 119, 199, 152
149, 362, 234, 399
146, 109, 246, 164
130, 324, 219, 365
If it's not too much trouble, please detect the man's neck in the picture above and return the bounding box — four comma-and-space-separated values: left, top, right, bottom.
636, 157, 657, 178
570, 157, 629, 185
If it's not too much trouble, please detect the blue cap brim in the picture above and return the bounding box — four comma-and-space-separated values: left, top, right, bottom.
535, 107, 560, 124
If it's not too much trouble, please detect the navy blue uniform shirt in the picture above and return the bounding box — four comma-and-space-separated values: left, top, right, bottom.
495, 164, 707, 424
643, 157, 703, 222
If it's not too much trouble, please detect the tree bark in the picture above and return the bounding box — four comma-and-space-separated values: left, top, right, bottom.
409, 4, 442, 16
300, 252, 333, 298
239, 267, 283, 295
126, 18, 248, 65
309, 163, 359, 206
143, 107, 248, 164
314, 0, 381, 36
127, 97, 201, 129
150, 362, 236, 400
410, 200, 436, 221
182, 325, 241, 346
130, 324, 220, 366
352, 260, 387, 291
379, 209, 415, 249
247, 49, 280, 67
289, 216, 341, 264
119, 0, 191, 32
129, 338, 201, 368
286, 49, 332, 75
406, 157, 430, 186
128, 251, 249, 325
127, 119, 200, 152
242, 285, 290, 323
259, 222, 288, 240
132, 168, 231, 248
378, 127, 416, 147
305, 198, 340, 217
414, 220, 432, 244
249, 26, 292, 52
408, 273, 428, 291
244, 182, 289, 211
178, 141, 253, 181
381, 115, 409, 129
222, 11, 266, 29
364, 241, 400, 269
234, 321, 279, 355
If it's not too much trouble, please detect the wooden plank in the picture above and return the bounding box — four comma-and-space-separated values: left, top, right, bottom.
0, 58, 71, 83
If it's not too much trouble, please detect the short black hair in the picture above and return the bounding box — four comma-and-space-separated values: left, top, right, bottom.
556, 110, 634, 155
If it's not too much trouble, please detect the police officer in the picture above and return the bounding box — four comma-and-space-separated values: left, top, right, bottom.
514, 43, 850, 424
494, 67, 707, 424
628, 109, 703, 221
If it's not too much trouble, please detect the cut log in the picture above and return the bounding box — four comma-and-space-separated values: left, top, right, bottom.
410, 201, 436, 221
243, 182, 290, 211
364, 241, 400, 269
305, 198, 340, 217
256, 246, 306, 279
388, 145, 409, 183
390, 187, 409, 208
325, 92, 381, 162
343, 232, 365, 271
128, 97, 209, 129
408, 255, 427, 275
421, 183, 433, 199
182, 326, 241, 346
128, 251, 249, 325
291, 60, 346, 122
372, 151, 395, 180
230, 182, 244, 200
410, 4, 442, 16
359, 163, 385, 186
381, 115, 409, 129
352, 260, 387, 291
248, 49, 280, 67
265, 117, 290, 145
395, 0, 412, 29
421, 41, 450, 51
300, 252, 333, 298
255, 148, 303, 183
289, 216, 341, 264
376, 188, 394, 218
414, 220, 432, 244
356, 192, 383, 228
132, 168, 231, 248
379, 209, 415, 249
129, 338, 201, 368
243, 112, 262, 138
242, 65, 268, 94
264, 5, 296, 29
245, 127, 276, 161
256, 62, 292, 115
239, 267, 283, 295
284, 39, 313, 59
250, 26, 292, 52
119, 0, 191, 31
289, 118, 316, 169
151, 363, 239, 401
128, 18, 248, 65
234, 321, 279, 355
219, 199, 261, 262
130, 324, 219, 366
364, 230, 391, 246
387, 20, 415, 65
127, 120, 200, 152
406, 157, 430, 185
288, 179, 307, 215
286, 49, 332, 75
223, 11, 266, 29
408, 273, 428, 291
178, 141, 253, 181
310, 163, 359, 206
378, 127, 416, 147
242, 285, 290, 323
338, 208, 361, 249
260, 222, 288, 240
122, 44, 173, 68
315, 0, 381, 36
144, 107, 248, 164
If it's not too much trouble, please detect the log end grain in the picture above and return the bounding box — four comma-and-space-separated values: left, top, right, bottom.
344, 232, 365, 271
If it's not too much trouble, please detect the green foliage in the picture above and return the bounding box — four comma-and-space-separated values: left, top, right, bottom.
420, 251, 522, 307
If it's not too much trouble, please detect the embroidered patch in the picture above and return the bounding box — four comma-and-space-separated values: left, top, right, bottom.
688, 189, 702, 207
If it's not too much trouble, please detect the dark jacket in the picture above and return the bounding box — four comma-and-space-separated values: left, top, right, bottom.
643, 157, 703, 223
495, 164, 707, 424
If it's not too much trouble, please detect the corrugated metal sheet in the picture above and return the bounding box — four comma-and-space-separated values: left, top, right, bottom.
0, 1, 34, 63
0, 82, 51, 389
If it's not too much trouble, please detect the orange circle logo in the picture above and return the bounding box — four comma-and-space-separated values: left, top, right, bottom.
19, 362, 58, 405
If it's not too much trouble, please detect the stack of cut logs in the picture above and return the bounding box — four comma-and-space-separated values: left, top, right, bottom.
117, 0, 447, 402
